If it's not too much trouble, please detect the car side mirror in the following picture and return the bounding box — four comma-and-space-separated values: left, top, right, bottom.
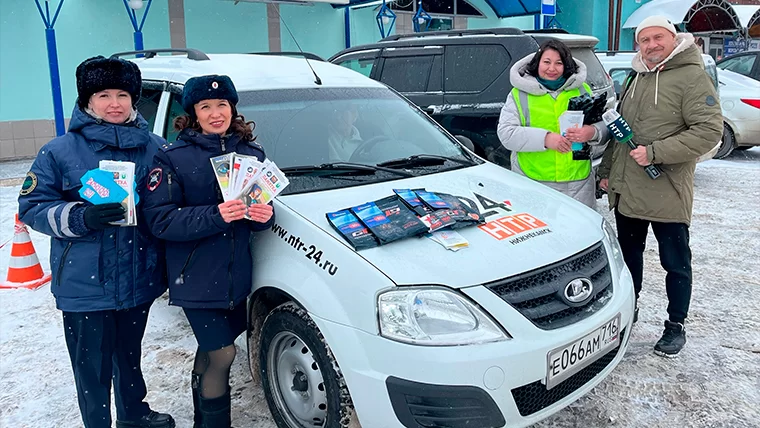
454, 135, 475, 152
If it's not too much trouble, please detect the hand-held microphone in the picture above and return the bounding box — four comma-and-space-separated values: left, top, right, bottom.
602, 110, 661, 180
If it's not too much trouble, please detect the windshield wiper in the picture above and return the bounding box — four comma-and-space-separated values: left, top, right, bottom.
281, 162, 414, 178
376, 154, 475, 169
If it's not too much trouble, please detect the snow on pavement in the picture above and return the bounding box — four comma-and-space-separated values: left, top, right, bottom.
1, 149, 758, 428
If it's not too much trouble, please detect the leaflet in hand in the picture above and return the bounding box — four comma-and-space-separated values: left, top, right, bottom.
236, 159, 290, 208
97, 160, 137, 226
559, 111, 584, 141
210, 154, 233, 199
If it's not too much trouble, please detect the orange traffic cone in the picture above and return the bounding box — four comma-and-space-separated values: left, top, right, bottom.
0, 214, 51, 290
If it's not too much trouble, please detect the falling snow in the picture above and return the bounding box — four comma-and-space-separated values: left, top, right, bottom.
1, 150, 758, 427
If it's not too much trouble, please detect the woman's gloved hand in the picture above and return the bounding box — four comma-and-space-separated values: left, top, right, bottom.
84, 203, 126, 230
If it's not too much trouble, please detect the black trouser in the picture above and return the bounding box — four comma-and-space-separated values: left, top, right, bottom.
62, 300, 154, 428
615, 210, 692, 323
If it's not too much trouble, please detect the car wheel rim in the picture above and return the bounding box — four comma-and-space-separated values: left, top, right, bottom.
267, 331, 328, 427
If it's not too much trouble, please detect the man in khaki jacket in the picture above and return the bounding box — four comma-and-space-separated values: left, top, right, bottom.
598, 16, 722, 357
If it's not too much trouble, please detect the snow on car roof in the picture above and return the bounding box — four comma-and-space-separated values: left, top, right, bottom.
131, 53, 386, 91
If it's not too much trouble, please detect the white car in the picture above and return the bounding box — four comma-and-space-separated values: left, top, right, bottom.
714, 68, 760, 158
129, 48, 635, 428
596, 51, 721, 162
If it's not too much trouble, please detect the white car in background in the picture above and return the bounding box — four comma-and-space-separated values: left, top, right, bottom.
714, 68, 760, 159
596, 51, 721, 162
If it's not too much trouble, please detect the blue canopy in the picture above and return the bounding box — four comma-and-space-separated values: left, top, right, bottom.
335, 0, 543, 19
484, 0, 541, 18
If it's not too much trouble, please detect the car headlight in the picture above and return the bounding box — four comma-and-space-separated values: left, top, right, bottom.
602, 218, 625, 274
378, 287, 509, 346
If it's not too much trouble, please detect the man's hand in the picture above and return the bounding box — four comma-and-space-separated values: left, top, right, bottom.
247, 203, 274, 224
564, 125, 596, 143
545, 132, 572, 153
599, 178, 609, 192
630, 145, 650, 166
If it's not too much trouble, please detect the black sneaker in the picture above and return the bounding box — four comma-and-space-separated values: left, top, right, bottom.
116, 411, 176, 428
654, 321, 686, 358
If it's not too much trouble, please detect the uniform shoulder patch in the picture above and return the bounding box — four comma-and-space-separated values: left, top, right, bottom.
19, 172, 38, 196
147, 168, 162, 192
159, 139, 189, 153
706, 95, 716, 106
245, 140, 265, 153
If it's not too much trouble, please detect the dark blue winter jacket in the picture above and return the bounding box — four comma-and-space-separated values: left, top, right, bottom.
142, 128, 274, 310
17, 107, 168, 312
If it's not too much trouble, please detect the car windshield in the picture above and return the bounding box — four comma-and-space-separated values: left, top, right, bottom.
235, 87, 476, 194
571, 48, 610, 92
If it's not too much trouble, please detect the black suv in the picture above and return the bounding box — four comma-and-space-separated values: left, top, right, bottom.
329, 28, 615, 169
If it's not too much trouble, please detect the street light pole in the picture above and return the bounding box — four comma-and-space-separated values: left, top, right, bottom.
34, 0, 66, 137
122, 0, 153, 56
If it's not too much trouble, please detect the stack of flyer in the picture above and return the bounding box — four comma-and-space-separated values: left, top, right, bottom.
427, 230, 469, 251
98, 160, 137, 226
210, 153, 289, 210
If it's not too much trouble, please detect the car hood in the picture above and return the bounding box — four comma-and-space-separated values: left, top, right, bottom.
279, 163, 605, 288
719, 69, 760, 90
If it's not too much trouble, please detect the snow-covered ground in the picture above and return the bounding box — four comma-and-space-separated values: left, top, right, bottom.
1, 149, 758, 428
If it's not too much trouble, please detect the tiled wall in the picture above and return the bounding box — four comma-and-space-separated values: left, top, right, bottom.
0, 119, 67, 161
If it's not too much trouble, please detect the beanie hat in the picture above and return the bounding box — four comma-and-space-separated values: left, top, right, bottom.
635, 15, 678, 42
181, 75, 239, 117
76, 56, 142, 109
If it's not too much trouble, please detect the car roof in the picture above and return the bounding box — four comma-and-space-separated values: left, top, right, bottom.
530, 33, 600, 48
596, 51, 715, 68
131, 53, 386, 91
327, 27, 538, 60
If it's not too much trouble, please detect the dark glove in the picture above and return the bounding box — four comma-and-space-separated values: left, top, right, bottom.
83, 203, 126, 230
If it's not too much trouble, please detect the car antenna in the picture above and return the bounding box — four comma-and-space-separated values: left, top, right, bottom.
272, 6, 322, 86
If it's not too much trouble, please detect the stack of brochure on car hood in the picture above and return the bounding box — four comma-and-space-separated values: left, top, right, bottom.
427, 230, 469, 251
210, 153, 290, 209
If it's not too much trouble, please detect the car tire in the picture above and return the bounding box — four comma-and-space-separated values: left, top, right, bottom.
260, 302, 354, 428
715, 123, 736, 159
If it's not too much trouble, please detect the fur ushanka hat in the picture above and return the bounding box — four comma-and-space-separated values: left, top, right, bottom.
181, 75, 239, 118
75, 56, 142, 109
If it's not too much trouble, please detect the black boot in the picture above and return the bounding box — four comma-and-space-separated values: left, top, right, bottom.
192, 372, 203, 428
199, 389, 232, 428
633, 300, 639, 324
654, 320, 686, 358
115, 411, 175, 428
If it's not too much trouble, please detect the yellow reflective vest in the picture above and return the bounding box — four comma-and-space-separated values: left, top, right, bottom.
513, 83, 592, 182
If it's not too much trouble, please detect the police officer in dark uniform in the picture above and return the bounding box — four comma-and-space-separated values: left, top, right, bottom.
17, 56, 175, 428
142, 75, 274, 428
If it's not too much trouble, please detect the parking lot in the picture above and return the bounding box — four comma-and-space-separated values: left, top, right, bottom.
1, 148, 758, 428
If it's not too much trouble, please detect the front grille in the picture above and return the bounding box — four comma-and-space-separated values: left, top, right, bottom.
485, 242, 613, 330
386, 376, 506, 428
511, 328, 627, 417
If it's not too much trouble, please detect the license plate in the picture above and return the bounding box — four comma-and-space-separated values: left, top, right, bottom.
545, 314, 621, 390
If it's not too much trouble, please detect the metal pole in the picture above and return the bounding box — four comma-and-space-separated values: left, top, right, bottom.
134, 31, 145, 51
45, 28, 65, 136
122, 0, 152, 56
344, 8, 351, 49
35, 0, 66, 136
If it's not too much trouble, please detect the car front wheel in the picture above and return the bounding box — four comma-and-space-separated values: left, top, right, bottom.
260, 302, 354, 428
715, 123, 736, 159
